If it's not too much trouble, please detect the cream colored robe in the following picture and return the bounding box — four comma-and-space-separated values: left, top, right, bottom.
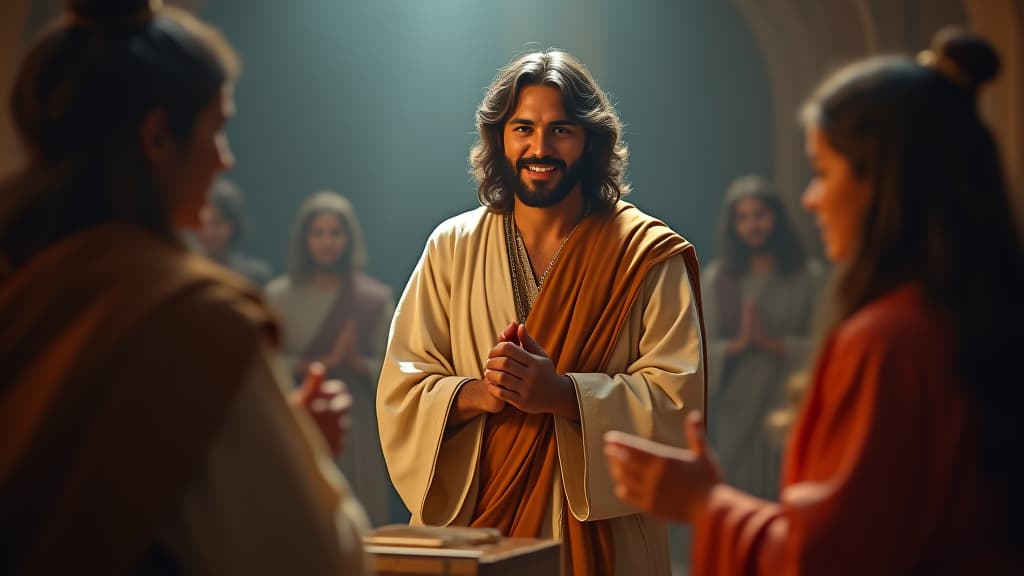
378, 207, 704, 575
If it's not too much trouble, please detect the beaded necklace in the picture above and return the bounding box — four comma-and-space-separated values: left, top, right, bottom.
503, 211, 583, 322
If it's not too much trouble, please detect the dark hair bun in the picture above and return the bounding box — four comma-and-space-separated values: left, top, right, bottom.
67, 0, 154, 23
931, 27, 1000, 89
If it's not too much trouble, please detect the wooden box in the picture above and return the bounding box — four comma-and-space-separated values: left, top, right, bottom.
363, 526, 561, 576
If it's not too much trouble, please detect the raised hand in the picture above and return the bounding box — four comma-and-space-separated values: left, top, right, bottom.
603, 411, 722, 523
727, 301, 757, 356
748, 304, 786, 357
291, 362, 353, 456
484, 323, 578, 420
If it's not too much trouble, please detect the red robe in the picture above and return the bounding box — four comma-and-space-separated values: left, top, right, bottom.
694, 285, 1009, 575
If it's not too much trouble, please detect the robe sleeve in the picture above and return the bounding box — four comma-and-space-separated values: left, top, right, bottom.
377, 229, 482, 526
693, 310, 961, 575
161, 344, 370, 575
556, 255, 704, 521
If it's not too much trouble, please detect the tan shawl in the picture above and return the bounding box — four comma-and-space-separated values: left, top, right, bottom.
0, 224, 277, 575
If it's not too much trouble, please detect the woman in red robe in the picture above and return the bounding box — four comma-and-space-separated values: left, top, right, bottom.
604, 28, 1023, 575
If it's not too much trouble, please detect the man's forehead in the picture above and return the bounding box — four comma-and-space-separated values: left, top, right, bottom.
507, 86, 577, 122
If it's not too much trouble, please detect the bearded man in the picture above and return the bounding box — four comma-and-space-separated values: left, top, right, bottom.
377, 50, 706, 576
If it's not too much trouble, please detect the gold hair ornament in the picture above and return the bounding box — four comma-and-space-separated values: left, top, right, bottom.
917, 49, 974, 91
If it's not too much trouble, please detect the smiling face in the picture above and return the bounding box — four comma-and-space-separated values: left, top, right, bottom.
305, 211, 348, 270
802, 125, 872, 262
732, 196, 776, 253
501, 84, 587, 208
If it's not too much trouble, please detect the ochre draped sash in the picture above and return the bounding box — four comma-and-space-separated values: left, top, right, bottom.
471, 202, 704, 575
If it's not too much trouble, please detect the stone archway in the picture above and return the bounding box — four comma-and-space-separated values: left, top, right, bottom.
730, 0, 879, 249
731, 0, 1024, 243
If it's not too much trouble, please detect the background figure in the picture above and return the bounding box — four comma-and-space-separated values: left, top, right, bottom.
0, 1, 367, 574
267, 191, 394, 526
703, 175, 823, 499
606, 29, 1024, 573
197, 178, 272, 286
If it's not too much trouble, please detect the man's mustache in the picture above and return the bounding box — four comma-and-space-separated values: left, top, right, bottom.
517, 157, 566, 171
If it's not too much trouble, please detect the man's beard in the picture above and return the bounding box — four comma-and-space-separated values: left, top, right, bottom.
500, 155, 585, 208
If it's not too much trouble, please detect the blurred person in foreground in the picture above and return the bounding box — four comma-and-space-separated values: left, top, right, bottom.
605, 28, 1024, 574
0, 1, 369, 574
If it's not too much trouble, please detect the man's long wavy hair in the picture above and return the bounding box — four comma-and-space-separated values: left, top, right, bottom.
470, 50, 629, 213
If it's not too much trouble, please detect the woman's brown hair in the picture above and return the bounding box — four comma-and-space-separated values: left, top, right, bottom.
0, 0, 239, 272
801, 28, 1023, 543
